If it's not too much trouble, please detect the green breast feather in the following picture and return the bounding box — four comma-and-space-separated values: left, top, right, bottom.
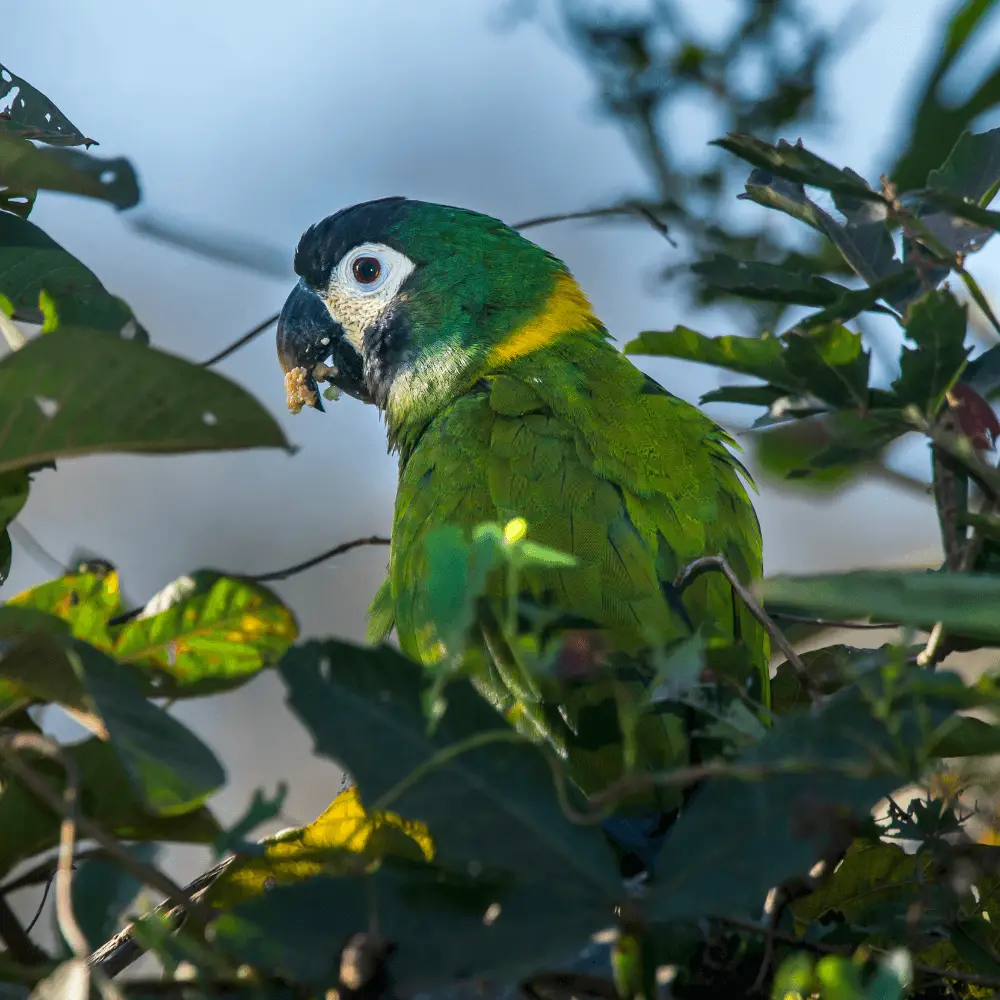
370, 331, 767, 812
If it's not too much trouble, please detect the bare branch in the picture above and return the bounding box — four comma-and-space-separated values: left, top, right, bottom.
200, 312, 279, 368
0, 732, 208, 938
770, 611, 899, 630
0, 894, 48, 965
674, 554, 819, 699
244, 534, 391, 584
514, 201, 678, 247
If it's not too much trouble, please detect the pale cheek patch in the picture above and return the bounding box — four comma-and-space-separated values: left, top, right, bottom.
323, 288, 388, 351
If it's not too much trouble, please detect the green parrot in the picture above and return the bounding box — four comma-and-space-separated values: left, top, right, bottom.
276, 197, 767, 866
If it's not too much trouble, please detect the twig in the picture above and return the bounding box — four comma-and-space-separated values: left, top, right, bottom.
514, 202, 678, 247
87, 856, 235, 978
674, 554, 819, 699
1, 848, 111, 896
200, 312, 279, 368
107, 534, 392, 627
22, 871, 53, 934
243, 534, 391, 584
770, 612, 898, 630
0, 732, 207, 930
0, 894, 48, 965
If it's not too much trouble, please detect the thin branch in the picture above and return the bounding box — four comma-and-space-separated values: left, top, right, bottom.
0, 894, 48, 965
674, 554, 819, 699
514, 201, 678, 247
243, 534, 391, 584
770, 612, 899, 630
1, 848, 111, 896
0, 732, 208, 932
106, 534, 392, 627
87, 856, 235, 978
199, 312, 279, 368
22, 870, 54, 934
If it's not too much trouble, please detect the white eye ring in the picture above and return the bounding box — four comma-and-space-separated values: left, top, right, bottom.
343, 245, 390, 294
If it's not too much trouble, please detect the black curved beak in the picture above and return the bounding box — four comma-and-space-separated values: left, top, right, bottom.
275, 281, 371, 410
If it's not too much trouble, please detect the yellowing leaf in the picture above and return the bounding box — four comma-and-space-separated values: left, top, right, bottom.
207, 784, 434, 909
9, 565, 123, 648
114, 573, 298, 696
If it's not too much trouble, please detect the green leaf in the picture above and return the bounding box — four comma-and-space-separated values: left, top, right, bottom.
892, 2, 1000, 192
0, 327, 290, 473
691, 255, 849, 307
927, 715, 1000, 757
61, 844, 158, 954
113, 571, 298, 697
918, 187, 1000, 236
0, 213, 137, 333
212, 863, 607, 990
794, 840, 936, 926
963, 343, 1000, 401
0, 137, 140, 215
713, 134, 878, 200
0, 62, 95, 147
761, 570, 1000, 642
782, 324, 870, 408
72, 642, 226, 815
278, 640, 621, 893
0, 628, 226, 814
625, 326, 800, 390
0, 469, 30, 583
0, 737, 219, 878
794, 270, 917, 329
927, 127, 1000, 205
648, 668, 954, 923
9, 563, 124, 646
751, 412, 906, 487
698, 384, 785, 407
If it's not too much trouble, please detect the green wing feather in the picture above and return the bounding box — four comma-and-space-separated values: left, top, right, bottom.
376, 331, 767, 812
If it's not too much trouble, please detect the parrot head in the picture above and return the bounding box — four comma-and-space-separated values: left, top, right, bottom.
276, 197, 600, 447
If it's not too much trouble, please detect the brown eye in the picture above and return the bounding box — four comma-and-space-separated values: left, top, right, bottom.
352, 255, 382, 285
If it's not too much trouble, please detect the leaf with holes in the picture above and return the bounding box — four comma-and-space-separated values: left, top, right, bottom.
0, 62, 95, 147
113, 571, 298, 697
0, 328, 290, 473
0, 137, 139, 216
0, 213, 137, 334
625, 326, 800, 391
278, 640, 621, 893
0, 737, 219, 879
892, 288, 970, 415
